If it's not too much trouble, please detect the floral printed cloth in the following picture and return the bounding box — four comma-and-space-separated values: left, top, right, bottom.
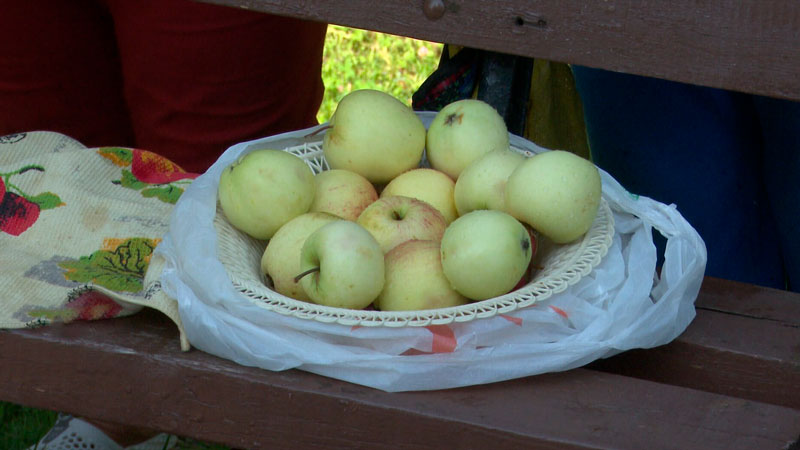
0, 131, 196, 350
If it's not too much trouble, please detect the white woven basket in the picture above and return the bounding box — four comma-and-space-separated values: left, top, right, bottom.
215, 140, 615, 327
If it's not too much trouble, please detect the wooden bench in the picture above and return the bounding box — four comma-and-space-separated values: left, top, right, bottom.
2, 277, 798, 448
3, 1, 799, 448
199, 0, 800, 103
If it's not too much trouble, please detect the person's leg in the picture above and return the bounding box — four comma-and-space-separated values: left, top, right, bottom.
106, 0, 328, 173
571, 66, 785, 289
2, 5, 174, 446
753, 96, 800, 291
0, 0, 134, 146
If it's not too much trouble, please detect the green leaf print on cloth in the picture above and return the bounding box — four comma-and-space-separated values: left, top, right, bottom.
58, 237, 159, 293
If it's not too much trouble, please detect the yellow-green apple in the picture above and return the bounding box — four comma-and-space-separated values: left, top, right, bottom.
375, 240, 469, 311
218, 149, 315, 240
454, 148, 525, 216
322, 89, 426, 184
261, 212, 341, 301
309, 169, 378, 221
505, 150, 602, 244
356, 195, 448, 253
440, 210, 532, 300
509, 225, 540, 292
295, 220, 384, 309
380, 168, 458, 224
426, 99, 509, 180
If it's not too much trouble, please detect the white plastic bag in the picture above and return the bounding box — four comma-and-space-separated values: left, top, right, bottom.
156, 113, 707, 392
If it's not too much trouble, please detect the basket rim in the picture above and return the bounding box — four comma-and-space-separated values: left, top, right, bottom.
217, 140, 615, 327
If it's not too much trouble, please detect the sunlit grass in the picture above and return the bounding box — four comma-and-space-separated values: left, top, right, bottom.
317, 25, 443, 123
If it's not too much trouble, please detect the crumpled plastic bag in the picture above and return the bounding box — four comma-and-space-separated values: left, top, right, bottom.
156, 112, 707, 392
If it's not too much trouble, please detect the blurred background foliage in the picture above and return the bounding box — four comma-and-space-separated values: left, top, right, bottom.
317, 25, 443, 123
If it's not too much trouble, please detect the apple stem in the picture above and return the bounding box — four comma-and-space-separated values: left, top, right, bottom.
293, 267, 320, 283
305, 124, 333, 138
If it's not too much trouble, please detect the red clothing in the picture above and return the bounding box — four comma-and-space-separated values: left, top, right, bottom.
0, 0, 327, 173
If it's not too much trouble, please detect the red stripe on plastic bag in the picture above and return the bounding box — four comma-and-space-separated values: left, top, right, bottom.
500, 314, 523, 326
549, 305, 569, 319
426, 325, 457, 353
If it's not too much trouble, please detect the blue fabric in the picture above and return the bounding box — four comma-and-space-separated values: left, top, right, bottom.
572, 66, 799, 291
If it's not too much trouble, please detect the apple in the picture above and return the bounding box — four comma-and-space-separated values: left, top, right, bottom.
440, 210, 532, 300
505, 150, 602, 244
295, 220, 385, 309
425, 99, 510, 180
375, 240, 469, 311
323, 89, 426, 184
218, 149, 315, 240
357, 195, 448, 253
454, 148, 525, 216
261, 212, 341, 302
509, 225, 540, 292
309, 169, 378, 221
380, 168, 458, 224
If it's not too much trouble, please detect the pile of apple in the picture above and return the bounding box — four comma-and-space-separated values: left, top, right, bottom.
217, 89, 602, 312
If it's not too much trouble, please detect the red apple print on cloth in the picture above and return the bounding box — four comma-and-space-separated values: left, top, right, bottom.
131, 149, 198, 184
20, 287, 129, 325
65, 289, 124, 321
0, 165, 63, 236
0, 178, 40, 236
98, 147, 198, 204
0, 191, 40, 236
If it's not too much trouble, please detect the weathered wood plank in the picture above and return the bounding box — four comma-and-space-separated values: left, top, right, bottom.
591, 277, 800, 409
696, 276, 800, 326
1, 304, 799, 449
591, 310, 800, 409
198, 0, 800, 101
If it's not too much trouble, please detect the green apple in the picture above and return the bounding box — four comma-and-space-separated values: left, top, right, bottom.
261, 212, 341, 301
440, 210, 532, 300
323, 89, 426, 184
295, 220, 385, 309
454, 148, 525, 216
426, 99, 509, 180
375, 240, 469, 311
380, 168, 458, 224
508, 224, 540, 293
505, 150, 602, 244
357, 195, 448, 253
218, 149, 315, 240
309, 169, 378, 221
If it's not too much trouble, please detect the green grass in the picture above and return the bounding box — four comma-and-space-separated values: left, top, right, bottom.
0, 402, 57, 450
317, 25, 443, 123
1, 26, 441, 450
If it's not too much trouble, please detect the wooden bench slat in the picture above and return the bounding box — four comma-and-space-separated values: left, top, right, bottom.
591, 277, 800, 409
200, 0, 800, 102
696, 277, 800, 326
2, 303, 799, 449
590, 313, 800, 409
